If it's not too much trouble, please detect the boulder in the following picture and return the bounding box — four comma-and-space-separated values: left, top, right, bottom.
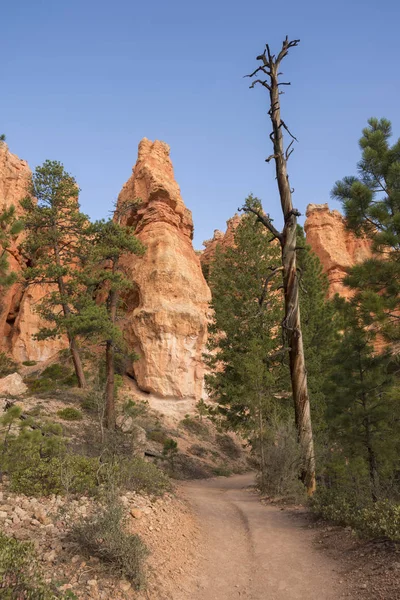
0, 372, 27, 396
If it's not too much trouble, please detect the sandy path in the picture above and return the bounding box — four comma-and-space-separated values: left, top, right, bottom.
179, 473, 347, 600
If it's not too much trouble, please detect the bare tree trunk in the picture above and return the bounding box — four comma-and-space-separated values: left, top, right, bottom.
69, 337, 87, 389
243, 38, 316, 495
258, 393, 267, 491
53, 233, 86, 389
57, 274, 86, 389
104, 287, 118, 429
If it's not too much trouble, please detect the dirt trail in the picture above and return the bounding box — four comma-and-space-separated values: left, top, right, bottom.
179, 473, 347, 600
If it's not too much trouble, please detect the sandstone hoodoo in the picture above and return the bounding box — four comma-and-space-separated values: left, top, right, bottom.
304, 203, 373, 299
201, 214, 241, 272
0, 143, 66, 362
116, 138, 211, 402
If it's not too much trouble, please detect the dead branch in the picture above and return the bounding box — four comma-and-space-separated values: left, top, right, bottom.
249, 79, 271, 91
258, 266, 284, 307
280, 120, 298, 142
238, 205, 282, 242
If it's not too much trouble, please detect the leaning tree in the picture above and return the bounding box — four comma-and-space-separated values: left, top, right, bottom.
241, 37, 316, 494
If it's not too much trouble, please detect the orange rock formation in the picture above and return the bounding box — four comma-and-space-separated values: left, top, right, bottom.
116, 138, 211, 400
0, 143, 66, 362
201, 214, 241, 270
304, 203, 373, 298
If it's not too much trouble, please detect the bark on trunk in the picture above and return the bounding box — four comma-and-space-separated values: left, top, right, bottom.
69, 337, 86, 389
258, 394, 267, 490
244, 38, 316, 495
57, 274, 86, 389
104, 287, 118, 429
359, 356, 379, 502
105, 339, 115, 429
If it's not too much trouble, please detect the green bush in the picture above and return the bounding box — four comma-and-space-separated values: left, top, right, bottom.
212, 466, 232, 477
112, 457, 171, 496
146, 429, 168, 444
0, 531, 70, 598
180, 415, 210, 438
26, 363, 78, 394
59, 455, 100, 496
311, 489, 400, 541
57, 407, 83, 421
0, 352, 17, 378
69, 501, 148, 589
22, 360, 37, 367
11, 458, 65, 497
10, 454, 100, 498
0, 411, 98, 497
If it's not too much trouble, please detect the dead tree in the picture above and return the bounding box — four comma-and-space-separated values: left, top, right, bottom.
241, 37, 316, 495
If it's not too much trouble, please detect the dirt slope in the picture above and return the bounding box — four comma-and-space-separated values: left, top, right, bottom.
179, 473, 346, 600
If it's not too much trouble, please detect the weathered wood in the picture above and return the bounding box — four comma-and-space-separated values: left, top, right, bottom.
243, 37, 316, 495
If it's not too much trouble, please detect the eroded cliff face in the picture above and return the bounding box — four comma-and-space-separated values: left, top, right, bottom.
304, 203, 373, 298
0, 143, 66, 362
201, 214, 241, 271
116, 138, 211, 400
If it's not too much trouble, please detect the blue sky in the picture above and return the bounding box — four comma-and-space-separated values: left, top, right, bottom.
2, 0, 399, 248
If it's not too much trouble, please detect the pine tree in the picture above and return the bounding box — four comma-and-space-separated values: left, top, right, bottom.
0, 205, 23, 288
21, 160, 89, 388
205, 199, 287, 486
332, 118, 400, 340
78, 216, 145, 429
325, 298, 400, 502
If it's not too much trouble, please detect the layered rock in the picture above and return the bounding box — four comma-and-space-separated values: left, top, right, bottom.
304, 203, 373, 298
201, 214, 241, 270
116, 138, 211, 401
0, 143, 65, 362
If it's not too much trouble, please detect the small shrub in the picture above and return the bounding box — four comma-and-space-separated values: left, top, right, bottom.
0, 415, 99, 497
0, 531, 69, 598
216, 434, 241, 459
57, 407, 83, 421
26, 363, 78, 394
69, 501, 148, 588
163, 438, 178, 456
123, 398, 149, 420
22, 360, 37, 367
0, 352, 17, 377
256, 420, 305, 499
26, 404, 43, 417
170, 454, 213, 480
162, 438, 178, 474
113, 457, 171, 496
11, 458, 65, 496
212, 465, 232, 477
146, 429, 168, 444
311, 489, 400, 541
180, 415, 210, 438
195, 398, 211, 421
10, 454, 100, 498
188, 444, 209, 458
60, 455, 100, 496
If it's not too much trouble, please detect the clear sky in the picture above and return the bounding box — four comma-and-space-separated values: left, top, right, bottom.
2, 0, 400, 248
